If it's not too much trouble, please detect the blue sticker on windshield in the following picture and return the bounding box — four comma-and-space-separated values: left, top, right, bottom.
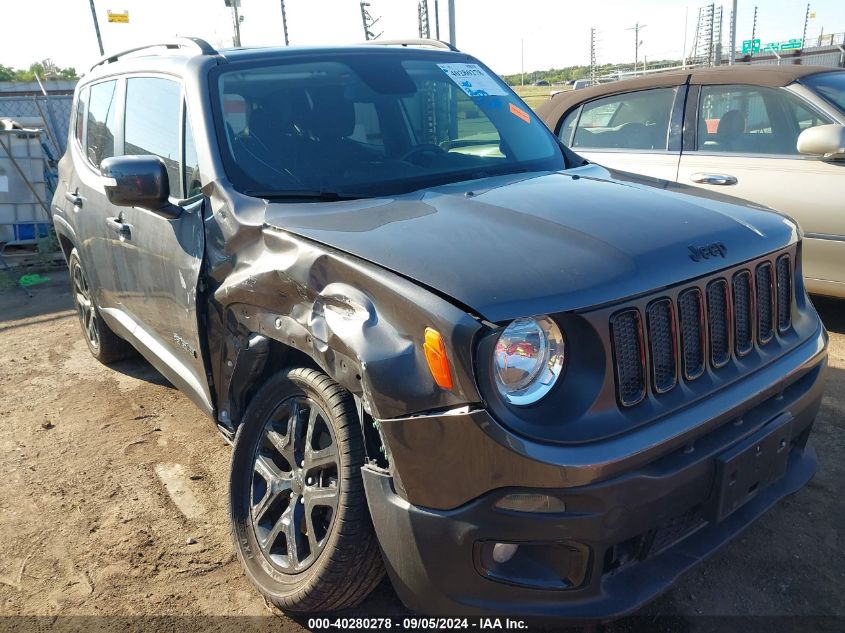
437, 63, 509, 97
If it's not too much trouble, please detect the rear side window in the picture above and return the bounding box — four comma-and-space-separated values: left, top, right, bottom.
557, 107, 580, 146
86, 80, 118, 167
697, 84, 833, 155
572, 88, 675, 150
124, 77, 183, 198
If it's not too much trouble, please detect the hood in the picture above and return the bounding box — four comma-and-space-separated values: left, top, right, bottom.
264, 165, 799, 322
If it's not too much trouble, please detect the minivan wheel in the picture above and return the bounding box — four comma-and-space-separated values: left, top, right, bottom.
68, 248, 132, 364
230, 367, 385, 612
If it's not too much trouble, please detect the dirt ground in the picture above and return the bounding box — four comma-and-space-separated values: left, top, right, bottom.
0, 275, 842, 632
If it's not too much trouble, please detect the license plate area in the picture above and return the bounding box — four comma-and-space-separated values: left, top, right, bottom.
709, 413, 793, 523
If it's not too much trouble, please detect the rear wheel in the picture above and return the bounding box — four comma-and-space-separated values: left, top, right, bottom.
230, 367, 384, 612
68, 248, 132, 364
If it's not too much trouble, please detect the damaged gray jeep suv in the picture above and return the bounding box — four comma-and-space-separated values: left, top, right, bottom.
52, 37, 827, 619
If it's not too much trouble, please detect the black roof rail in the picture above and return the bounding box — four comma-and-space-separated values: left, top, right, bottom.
89, 37, 217, 72
360, 38, 460, 52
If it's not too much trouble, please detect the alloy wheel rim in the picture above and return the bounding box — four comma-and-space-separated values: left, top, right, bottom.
249, 395, 340, 573
72, 262, 99, 350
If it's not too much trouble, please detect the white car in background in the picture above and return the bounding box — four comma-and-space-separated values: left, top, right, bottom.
538, 65, 845, 299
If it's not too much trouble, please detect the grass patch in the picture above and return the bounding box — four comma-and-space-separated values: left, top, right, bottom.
512, 84, 570, 111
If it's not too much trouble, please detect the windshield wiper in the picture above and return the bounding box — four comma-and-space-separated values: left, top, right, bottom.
243, 189, 366, 201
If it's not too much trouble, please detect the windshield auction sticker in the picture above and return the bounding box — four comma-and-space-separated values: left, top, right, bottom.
437, 63, 509, 97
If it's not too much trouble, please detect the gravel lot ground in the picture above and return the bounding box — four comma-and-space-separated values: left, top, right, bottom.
0, 276, 842, 632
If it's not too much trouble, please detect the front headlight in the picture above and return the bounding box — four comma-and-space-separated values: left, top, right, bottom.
493, 315, 565, 405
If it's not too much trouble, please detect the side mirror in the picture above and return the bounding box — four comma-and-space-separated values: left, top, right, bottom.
797, 124, 845, 161
100, 155, 181, 219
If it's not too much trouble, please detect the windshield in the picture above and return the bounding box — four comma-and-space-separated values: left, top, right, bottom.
212, 51, 564, 198
802, 71, 845, 114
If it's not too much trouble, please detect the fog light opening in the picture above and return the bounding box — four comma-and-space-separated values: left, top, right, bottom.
476, 540, 591, 590
492, 542, 519, 564
494, 493, 566, 514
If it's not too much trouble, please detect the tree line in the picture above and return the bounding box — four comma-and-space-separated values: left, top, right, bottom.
502, 59, 682, 85
0, 59, 77, 82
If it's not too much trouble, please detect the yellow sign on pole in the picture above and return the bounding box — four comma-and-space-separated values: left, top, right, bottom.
107, 10, 129, 23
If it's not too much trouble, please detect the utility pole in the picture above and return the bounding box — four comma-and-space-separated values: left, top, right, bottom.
729, 0, 737, 64
280, 0, 289, 45
234, 2, 242, 47
418, 0, 430, 39
626, 22, 646, 75
589, 28, 597, 85
751, 5, 758, 57
447, 0, 456, 47
521, 39, 524, 87
225, 0, 242, 47
802, 3, 811, 49
682, 5, 689, 67
360, 2, 382, 40
88, 0, 104, 56
434, 0, 440, 39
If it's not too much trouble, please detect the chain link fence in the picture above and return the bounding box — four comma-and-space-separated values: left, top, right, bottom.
0, 94, 72, 158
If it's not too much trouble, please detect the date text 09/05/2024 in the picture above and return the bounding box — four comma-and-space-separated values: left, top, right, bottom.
307, 618, 529, 630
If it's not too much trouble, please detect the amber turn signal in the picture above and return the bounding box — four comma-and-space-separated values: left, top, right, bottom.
423, 327, 453, 390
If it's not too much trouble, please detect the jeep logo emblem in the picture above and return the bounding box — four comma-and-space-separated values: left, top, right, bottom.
688, 242, 727, 262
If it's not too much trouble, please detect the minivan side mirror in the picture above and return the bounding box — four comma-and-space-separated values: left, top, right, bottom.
797, 124, 845, 161
100, 155, 181, 219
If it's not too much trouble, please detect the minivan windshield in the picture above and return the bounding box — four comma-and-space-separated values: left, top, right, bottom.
212, 51, 564, 199
802, 71, 845, 114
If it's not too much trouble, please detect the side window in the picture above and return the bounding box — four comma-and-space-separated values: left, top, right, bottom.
349, 102, 384, 147
557, 107, 580, 145
402, 83, 502, 157
124, 77, 183, 198
223, 94, 248, 136
696, 85, 832, 155
86, 80, 118, 167
184, 107, 202, 198
572, 88, 675, 150
783, 94, 833, 132
74, 86, 89, 148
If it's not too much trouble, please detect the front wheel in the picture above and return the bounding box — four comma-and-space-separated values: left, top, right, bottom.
229, 367, 384, 612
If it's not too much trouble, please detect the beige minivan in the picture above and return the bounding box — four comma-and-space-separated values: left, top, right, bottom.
538, 65, 845, 298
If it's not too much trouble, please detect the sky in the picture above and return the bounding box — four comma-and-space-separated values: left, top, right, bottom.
3, 0, 845, 77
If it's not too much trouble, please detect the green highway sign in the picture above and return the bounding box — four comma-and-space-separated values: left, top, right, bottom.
742, 39, 761, 54
762, 38, 803, 52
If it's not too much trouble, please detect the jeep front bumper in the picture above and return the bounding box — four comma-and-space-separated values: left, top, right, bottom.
363, 324, 827, 619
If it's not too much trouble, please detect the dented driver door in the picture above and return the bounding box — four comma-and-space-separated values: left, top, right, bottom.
110, 77, 212, 415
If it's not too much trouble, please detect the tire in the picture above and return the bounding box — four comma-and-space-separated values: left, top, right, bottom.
230, 367, 385, 613
68, 248, 133, 364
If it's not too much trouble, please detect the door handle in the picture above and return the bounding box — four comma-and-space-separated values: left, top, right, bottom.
106, 217, 132, 240
690, 173, 738, 186
64, 189, 85, 207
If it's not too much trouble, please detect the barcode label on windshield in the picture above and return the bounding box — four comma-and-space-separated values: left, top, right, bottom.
437, 63, 509, 98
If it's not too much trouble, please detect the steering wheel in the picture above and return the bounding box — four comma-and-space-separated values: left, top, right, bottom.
400, 143, 447, 163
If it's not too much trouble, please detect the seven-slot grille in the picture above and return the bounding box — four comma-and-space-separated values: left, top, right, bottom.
610, 254, 793, 407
